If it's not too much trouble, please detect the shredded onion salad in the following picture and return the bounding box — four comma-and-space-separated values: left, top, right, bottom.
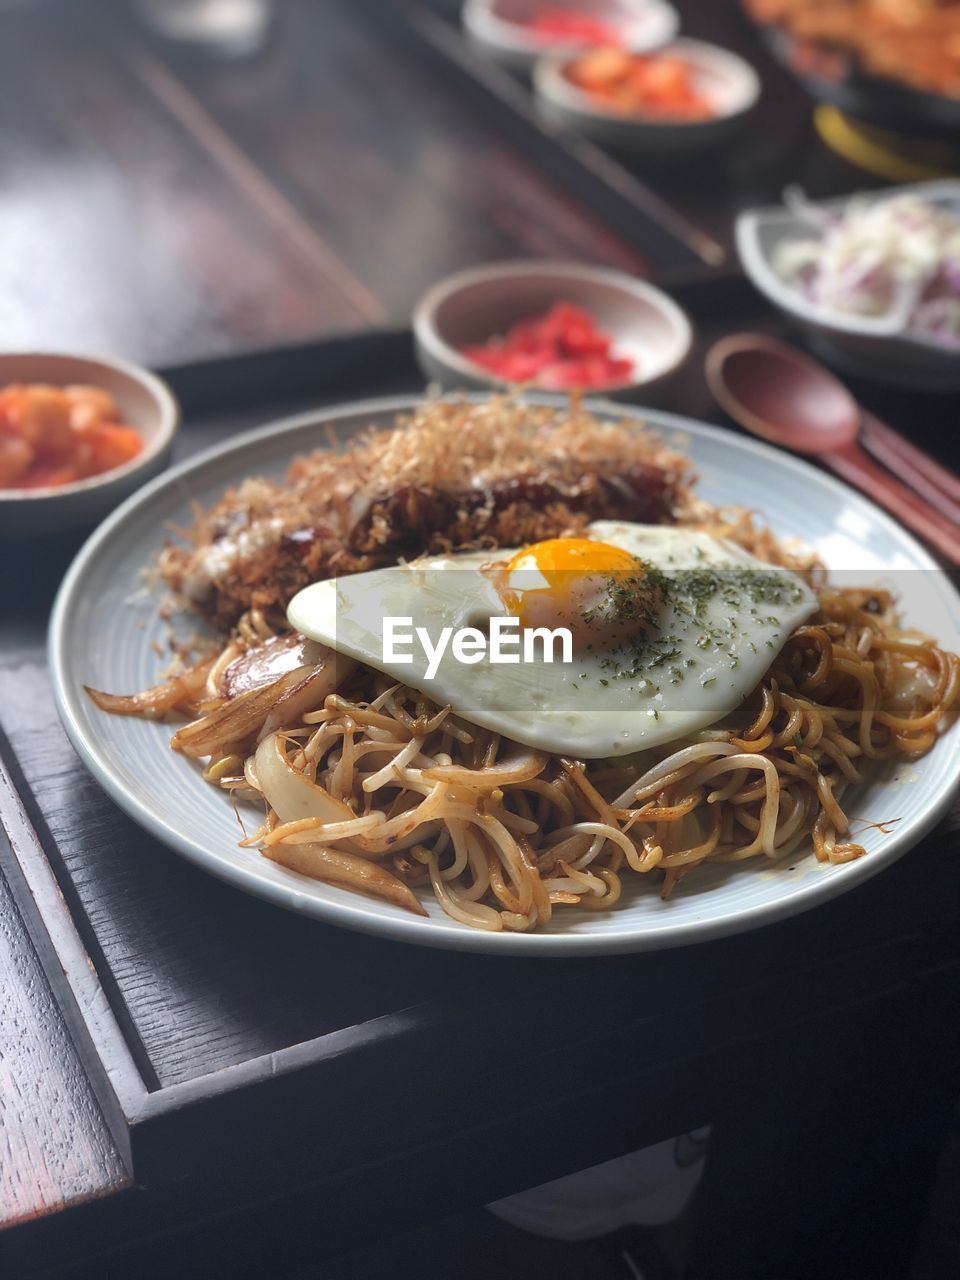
774, 189, 960, 347
88, 589, 959, 931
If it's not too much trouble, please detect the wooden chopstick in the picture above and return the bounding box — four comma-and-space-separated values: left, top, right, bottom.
824, 448, 960, 565
860, 411, 960, 526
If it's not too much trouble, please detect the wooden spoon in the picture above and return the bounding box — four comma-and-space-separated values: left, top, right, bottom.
705, 333, 960, 565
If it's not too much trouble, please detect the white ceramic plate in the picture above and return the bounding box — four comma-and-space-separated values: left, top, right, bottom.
49, 395, 960, 955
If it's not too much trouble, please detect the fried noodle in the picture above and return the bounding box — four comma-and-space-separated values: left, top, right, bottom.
100, 589, 956, 931
86, 397, 958, 930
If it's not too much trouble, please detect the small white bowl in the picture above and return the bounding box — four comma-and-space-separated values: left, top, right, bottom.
413, 260, 693, 401
463, 0, 678, 73
735, 180, 960, 392
0, 351, 179, 538
534, 38, 761, 153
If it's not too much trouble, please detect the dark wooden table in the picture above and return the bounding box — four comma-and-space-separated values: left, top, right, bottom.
1, 3, 958, 1279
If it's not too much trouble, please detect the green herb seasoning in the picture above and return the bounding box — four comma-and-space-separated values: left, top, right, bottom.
580, 561, 806, 685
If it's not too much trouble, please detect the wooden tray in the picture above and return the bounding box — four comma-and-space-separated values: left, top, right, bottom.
1, 311, 958, 1279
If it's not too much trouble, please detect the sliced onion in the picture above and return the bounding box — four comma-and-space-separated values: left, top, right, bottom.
254, 732, 356, 825
221, 633, 326, 698
172, 649, 355, 758
85, 655, 215, 720
172, 665, 313, 757
258, 651, 357, 742
262, 841, 426, 916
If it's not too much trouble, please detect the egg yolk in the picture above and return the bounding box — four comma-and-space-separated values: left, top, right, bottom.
497, 537, 657, 648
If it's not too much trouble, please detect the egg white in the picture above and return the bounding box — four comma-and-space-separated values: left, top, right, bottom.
287, 523, 818, 758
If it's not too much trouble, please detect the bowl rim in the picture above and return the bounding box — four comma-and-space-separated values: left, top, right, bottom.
462, 0, 679, 57
533, 36, 762, 126
412, 259, 695, 390
0, 349, 180, 503
734, 179, 960, 354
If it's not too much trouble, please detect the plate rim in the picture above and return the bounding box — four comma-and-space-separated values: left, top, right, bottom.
48, 392, 960, 956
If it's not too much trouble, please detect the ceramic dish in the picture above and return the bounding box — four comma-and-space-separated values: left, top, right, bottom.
533, 38, 760, 153
736, 180, 960, 392
0, 350, 179, 538
462, 0, 678, 73
412, 261, 693, 401
49, 394, 960, 955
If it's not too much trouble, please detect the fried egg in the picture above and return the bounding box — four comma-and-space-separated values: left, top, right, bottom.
287, 522, 817, 757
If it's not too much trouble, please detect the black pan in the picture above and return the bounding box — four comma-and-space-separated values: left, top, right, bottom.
758, 22, 960, 150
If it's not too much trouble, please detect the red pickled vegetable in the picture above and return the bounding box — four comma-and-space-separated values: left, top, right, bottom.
566, 48, 715, 119
460, 301, 635, 390
0, 382, 143, 491
526, 8, 624, 45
